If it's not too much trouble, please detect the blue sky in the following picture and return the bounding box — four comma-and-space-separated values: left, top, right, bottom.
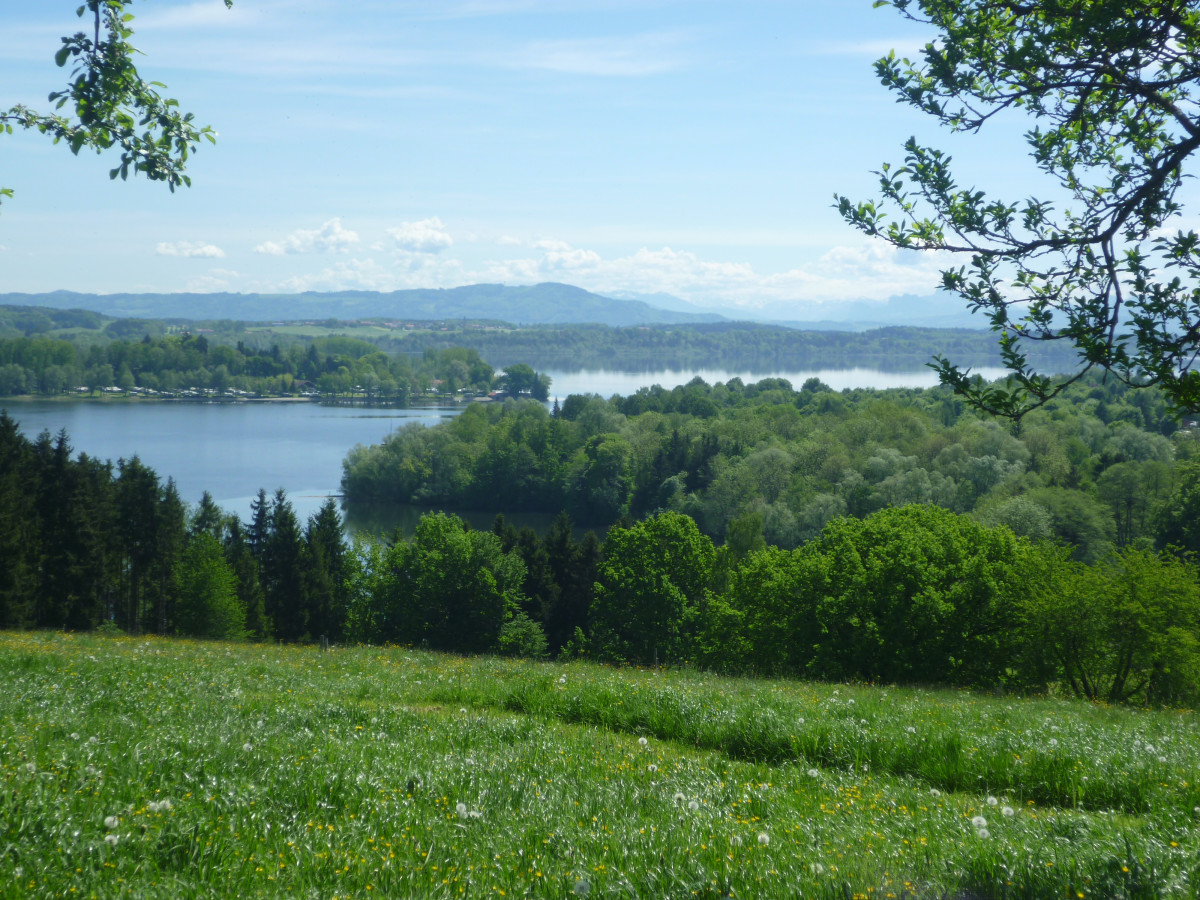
1, 1, 1037, 315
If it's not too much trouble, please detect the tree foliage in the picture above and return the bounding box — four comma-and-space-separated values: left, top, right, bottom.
1, 1, 231, 208
839, 0, 1200, 416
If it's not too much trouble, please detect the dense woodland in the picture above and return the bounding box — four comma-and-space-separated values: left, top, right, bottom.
367, 321, 1083, 371
0, 331, 542, 399
344, 373, 1197, 561
0, 302, 1079, 387
4, 364, 1200, 706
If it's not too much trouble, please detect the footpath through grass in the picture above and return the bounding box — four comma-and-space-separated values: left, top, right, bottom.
1, 632, 1197, 899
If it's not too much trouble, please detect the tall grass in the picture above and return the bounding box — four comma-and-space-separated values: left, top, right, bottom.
0, 632, 1195, 899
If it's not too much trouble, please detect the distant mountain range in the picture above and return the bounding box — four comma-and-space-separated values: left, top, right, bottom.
601, 290, 985, 331
1, 283, 728, 328
1, 282, 986, 331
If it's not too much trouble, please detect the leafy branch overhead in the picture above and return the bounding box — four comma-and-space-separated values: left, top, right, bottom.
838, 0, 1200, 416
0, 1, 232, 207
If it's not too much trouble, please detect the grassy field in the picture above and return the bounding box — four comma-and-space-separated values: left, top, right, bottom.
1, 632, 1197, 898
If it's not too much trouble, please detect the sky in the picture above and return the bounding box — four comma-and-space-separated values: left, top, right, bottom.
1, 1, 1041, 316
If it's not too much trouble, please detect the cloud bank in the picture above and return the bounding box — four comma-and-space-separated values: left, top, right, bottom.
255, 218, 360, 255
156, 241, 225, 258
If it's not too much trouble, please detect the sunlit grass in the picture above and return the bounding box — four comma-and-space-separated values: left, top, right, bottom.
1, 632, 1196, 898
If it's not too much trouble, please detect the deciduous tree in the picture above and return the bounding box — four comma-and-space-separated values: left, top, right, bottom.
2, 1, 231, 208
840, 0, 1200, 417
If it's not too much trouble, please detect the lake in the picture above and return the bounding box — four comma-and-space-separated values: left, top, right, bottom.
3, 365, 1009, 529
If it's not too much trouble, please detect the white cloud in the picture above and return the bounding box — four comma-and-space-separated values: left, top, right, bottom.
513, 32, 689, 76
248, 237, 944, 306
476, 239, 946, 307
386, 217, 454, 254
186, 270, 240, 292
279, 258, 394, 293
156, 241, 226, 258
255, 218, 360, 255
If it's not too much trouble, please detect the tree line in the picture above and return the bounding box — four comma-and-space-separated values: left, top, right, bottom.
0, 333, 548, 401
371, 321, 1085, 373
4, 405, 1197, 707
344, 373, 1197, 564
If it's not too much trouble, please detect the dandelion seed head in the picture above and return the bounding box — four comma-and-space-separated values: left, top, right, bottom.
977, 828, 990, 839
558, 675, 567, 684
24, 762, 35, 774
807, 768, 820, 778
459, 708, 467, 714
797, 716, 805, 725
971, 815, 987, 828
647, 764, 658, 773
987, 796, 998, 806
1002, 806, 1015, 817
70, 732, 80, 741
104, 833, 119, 847
930, 788, 941, 797
243, 742, 253, 753
757, 832, 770, 846
906, 726, 916, 734
638, 737, 648, 748
456, 802, 468, 819
468, 810, 482, 819
1049, 738, 1058, 747
1159, 755, 1168, 763
811, 863, 825, 874
688, 800, 699, 811
574, 879, 590, 897
673, 792, 686, 804
730, 835, 743, 847
104, 816, 119, 829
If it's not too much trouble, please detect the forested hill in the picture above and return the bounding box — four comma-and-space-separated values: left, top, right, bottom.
0, 284, 728, 328
0, 302, 1082, 376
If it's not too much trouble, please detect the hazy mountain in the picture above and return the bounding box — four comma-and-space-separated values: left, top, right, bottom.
603, 289, 985, 331
1, 283, 729, 328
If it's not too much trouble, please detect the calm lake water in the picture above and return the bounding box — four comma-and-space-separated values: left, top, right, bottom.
3, 366, 1007, 529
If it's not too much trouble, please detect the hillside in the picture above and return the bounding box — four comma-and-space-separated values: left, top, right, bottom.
0, 283, 729, 328
2, 631, 1194, 899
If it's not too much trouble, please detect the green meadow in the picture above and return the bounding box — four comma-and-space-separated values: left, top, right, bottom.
2, 632, 1197, 899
